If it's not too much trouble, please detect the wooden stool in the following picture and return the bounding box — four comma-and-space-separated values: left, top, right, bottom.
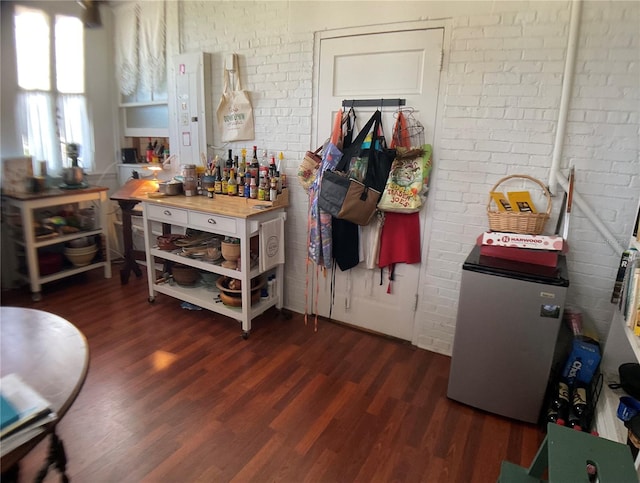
498, 423, 637, 482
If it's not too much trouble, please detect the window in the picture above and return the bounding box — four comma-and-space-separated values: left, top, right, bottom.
14, 5, 94, 174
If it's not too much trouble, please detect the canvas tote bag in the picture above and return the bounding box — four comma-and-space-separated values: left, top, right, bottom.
216, 59, 255, 142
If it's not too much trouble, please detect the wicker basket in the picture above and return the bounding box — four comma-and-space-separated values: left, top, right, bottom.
487, 174, 551, 235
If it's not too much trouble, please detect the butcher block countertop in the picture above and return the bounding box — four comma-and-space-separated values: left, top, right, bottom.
133, 184, 289, 219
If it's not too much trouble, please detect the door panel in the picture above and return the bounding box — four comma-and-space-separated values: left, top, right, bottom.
315, 27, 443, 341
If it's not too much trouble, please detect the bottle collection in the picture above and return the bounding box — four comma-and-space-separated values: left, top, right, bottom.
197, 146, 286, 201
544, 308, 602, 434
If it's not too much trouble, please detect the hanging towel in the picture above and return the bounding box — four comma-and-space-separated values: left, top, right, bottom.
260, 217, 285, 272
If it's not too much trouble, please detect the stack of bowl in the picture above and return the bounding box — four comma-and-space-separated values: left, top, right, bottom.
64, 242, 98, 267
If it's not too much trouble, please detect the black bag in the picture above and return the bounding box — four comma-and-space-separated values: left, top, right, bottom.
318, 110, 395, 224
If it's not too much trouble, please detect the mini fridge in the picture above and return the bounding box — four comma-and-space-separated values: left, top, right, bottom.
447, 245, 570, 423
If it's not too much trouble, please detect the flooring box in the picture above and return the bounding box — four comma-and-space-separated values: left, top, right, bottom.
481, 231, 565, 251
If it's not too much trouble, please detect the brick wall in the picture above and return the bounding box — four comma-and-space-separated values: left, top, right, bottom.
174, 0, 639, 354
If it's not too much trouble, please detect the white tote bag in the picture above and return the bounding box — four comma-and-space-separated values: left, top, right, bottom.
216, 63, 255, 142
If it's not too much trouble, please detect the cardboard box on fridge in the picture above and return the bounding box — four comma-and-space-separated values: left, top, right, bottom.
481, 231, 565, 251
2, 157, 33, 195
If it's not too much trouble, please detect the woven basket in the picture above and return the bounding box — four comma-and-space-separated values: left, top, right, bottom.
487, 174, 551, 235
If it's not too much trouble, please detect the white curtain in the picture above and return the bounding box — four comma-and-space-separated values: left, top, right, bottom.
57, 94, 94, 170
138, 1, 166, 95
16, 91, 61, 174
115, 2, 139, 96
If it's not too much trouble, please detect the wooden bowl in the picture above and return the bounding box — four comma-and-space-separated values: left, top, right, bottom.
216, 276, 264, 307
221, 241, 241, 262
218, 290, 261, 307
171, 264, 199, 286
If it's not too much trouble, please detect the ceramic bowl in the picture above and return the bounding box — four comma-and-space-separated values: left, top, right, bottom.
64, 245, 98, 267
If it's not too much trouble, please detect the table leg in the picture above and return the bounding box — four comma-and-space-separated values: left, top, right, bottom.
118, 200, 143, 285
35, 431, 69, 483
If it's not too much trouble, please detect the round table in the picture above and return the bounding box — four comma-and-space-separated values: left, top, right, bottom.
0, 307, 89, 479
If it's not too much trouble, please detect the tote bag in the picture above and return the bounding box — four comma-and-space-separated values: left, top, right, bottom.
216, 66, 255, 142
318, 110, 394, 225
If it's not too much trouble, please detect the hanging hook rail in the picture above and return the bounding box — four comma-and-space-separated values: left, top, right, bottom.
341, 98, 406, 108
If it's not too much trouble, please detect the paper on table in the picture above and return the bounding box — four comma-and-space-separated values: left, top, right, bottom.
0, 373, 55, 439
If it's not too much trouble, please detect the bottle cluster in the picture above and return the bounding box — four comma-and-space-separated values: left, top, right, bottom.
201, 147, 286, 201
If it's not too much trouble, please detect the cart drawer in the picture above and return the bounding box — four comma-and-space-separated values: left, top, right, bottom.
146, 204, 188, 225
189, 211, 237, 235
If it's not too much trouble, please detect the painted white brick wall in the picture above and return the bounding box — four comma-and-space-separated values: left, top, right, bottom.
171, 1, 638, 355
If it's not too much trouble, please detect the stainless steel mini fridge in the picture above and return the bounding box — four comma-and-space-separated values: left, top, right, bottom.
447, 245, 570, 423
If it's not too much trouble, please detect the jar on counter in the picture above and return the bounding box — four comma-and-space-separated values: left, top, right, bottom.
182, 164, 197, 196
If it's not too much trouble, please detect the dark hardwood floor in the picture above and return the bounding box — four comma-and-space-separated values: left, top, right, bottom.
1, 264, 544, 482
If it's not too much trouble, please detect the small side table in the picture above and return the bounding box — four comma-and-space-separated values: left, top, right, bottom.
110, 179, 158, 284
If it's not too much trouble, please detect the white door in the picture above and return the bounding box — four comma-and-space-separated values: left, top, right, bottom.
315, 26, 443, 341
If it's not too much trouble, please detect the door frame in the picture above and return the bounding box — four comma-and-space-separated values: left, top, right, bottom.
311, 19, 452, 344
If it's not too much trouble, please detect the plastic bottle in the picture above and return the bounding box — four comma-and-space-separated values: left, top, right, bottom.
259, 150, 269, 186
244, 173, 251, 198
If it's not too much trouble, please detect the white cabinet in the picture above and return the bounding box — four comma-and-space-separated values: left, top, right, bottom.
2, 187, 112, 300
141, 192, 288, 338
170, 52, 213, 166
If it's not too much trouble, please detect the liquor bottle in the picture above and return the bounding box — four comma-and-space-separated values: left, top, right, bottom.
270, 176, 278, 202
249, 176, 257, 199
214, 165, 223, 194
275, 170, 282, 194
221, 167, 229, 195
227, 168, 237, 196
269, 154, 277, 175
240, 148, 247, 176
226, 149, 233, 171
567, 409, 583, 431
249, 146, 259, 180
572, 382, 588, 417
551, 379, 570, 412
551, 379, 570, 425
546, 406, 560, 424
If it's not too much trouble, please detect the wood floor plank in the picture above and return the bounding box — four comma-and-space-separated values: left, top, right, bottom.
1, 267, 545, 482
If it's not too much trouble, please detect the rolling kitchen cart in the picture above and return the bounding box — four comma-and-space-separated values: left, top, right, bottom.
139, 190, 288, 339
2, 186, 112, 301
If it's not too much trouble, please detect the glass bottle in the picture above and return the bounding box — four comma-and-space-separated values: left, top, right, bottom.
249, 176, 257, 199
214, 165, 223, 194
249, 146, 259, 180
227, 168, 237, 196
